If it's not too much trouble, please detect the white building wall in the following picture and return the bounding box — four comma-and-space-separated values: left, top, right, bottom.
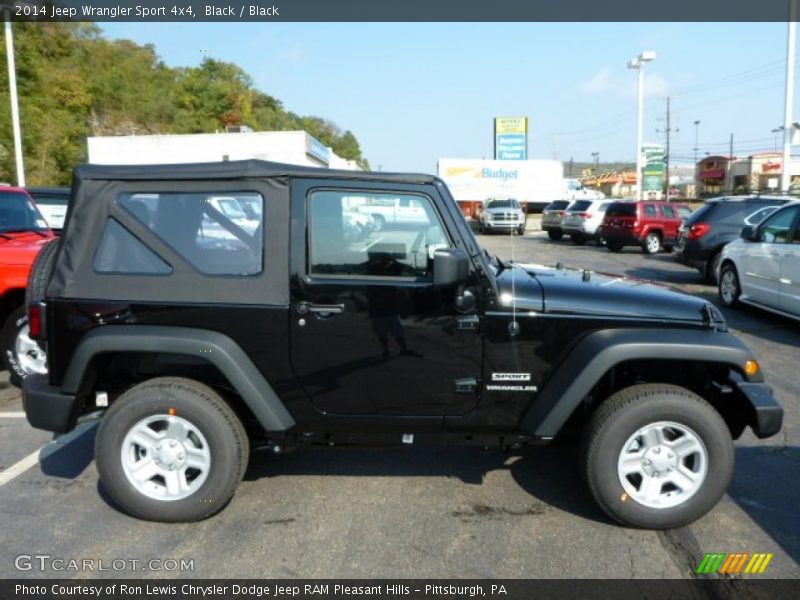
87, 131, 360, 170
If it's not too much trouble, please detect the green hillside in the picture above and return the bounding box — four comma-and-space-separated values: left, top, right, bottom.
0, 23, 369, 185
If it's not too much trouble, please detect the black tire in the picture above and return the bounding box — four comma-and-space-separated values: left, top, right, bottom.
517, 226, 526, 235
571, 234, 587, 246
95, 377, 250, 522
1, 306, 46, 388
547, 230, 563, 241
642, 232, 662, 255
705, 252, 722, 285
25, 238, 60, 308
718, 263, 741, 308
606, 242, 624, 252
581, 383, 733, 529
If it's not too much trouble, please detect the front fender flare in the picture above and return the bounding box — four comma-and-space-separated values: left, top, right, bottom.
62, 325, 296, 432
520, 328, 761, 438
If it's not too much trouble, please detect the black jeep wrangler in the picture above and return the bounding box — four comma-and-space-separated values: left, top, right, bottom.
23, 161, 782, 527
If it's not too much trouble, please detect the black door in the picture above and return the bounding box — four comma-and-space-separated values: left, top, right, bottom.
289, 181, 482, 417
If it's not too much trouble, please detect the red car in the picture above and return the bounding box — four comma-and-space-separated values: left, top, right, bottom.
600, 200, 692, 254
0, 186, 55, 387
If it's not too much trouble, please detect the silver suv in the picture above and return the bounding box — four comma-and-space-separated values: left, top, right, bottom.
561, 199, 612, 244
478, 198, 526, 235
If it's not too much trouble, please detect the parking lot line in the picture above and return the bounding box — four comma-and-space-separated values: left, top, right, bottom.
0, 420, 96, 486
0, 411, 26, 418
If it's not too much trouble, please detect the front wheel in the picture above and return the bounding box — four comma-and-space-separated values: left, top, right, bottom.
95, 377, 249, 522
547, 230, 563, 241
643, 232, 662, 255
581, 383, 733, 529
1, 306, 47, 388
718, 264, 741, 307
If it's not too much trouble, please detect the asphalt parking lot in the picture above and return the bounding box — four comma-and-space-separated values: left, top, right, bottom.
0, 219, 798, 580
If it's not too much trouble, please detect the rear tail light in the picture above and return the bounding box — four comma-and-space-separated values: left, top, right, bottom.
687, 223, 711, 240
28, 303, 42, 339
579, 212, 592, 218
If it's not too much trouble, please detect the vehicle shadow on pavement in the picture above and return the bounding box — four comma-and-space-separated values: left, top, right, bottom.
729, 446, 800, 566
39, 425, 96, 480
245, 444, 610, 524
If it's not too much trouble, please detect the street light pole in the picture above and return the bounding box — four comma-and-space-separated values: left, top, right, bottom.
629, 51, 656, 201
781, 0, 797, 193
693, 120, 700, 165
4, 8, 25, 186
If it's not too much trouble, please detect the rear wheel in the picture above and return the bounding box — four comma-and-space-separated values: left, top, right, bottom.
643, 232, 662, 255
606, 242, 624, 252
705, 252, 722, 285
95, 377, 249, 522
571, 234, 587, 246
547, 230, 563, 241
581, 383, 733, 529
1, 306, 47, 388
718, 263, 741, 308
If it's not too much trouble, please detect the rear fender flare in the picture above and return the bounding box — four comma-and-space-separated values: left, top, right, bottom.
62, 325, 295, 431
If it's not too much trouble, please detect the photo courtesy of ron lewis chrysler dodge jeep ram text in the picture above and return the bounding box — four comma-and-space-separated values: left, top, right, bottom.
22, 161, 782, 527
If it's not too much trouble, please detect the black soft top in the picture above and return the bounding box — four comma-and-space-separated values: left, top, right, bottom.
74, 160, 437, 184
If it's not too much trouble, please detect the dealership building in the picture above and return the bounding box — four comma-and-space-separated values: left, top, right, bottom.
87, 129, 361, 170
696, 151, 800, 196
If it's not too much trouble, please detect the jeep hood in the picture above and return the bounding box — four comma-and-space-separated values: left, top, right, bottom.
494, 263, 718, 324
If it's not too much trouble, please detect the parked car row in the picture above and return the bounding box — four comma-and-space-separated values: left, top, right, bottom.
541, 192, 799, 321
542, 198, 692, 254
673, 195, 788, 283
717, 200, 800, 322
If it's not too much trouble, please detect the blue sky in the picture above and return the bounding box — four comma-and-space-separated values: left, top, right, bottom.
101, 22, 798, 174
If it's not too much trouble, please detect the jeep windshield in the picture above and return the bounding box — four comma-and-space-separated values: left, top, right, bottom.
0, 192, 50, 235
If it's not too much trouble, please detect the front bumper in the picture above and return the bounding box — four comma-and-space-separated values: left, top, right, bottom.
735, 381, 783, 439
483, 220, 524, 230
23, 374, 81, 433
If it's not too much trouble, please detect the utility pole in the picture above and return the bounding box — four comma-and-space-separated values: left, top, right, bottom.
4, 8, 25, 186
782, 0, 797, 193
591, 152, 599, 173
693, 120, 700, 165
568, 157, 574, 178
657, 97, 678, 201
728, 133, 734, 195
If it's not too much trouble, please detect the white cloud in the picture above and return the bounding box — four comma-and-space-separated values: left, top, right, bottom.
579, 68, 614, 94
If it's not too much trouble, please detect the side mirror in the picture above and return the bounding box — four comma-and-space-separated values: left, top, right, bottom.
740, 225, 757, 241
433, 248, 469, 287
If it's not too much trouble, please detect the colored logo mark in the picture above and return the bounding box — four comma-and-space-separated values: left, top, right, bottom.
696, 552, 773, 575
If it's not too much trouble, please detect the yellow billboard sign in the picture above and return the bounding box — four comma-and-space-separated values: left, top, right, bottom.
495, 117, 528, 134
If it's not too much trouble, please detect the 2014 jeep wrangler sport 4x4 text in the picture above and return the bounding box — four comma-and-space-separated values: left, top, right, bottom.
23, 161, 782, 527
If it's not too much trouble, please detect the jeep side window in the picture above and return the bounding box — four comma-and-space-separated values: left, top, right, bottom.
308, 190, 449, 279
661, 205, 675, 218
758, 206, 798, 244
118, 192, 264, 276
644, 204, 657, 217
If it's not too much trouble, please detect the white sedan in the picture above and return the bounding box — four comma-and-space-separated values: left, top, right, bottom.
718, 200, 800, 320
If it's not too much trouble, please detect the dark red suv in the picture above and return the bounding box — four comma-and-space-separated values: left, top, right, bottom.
600, 200, 692, 254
